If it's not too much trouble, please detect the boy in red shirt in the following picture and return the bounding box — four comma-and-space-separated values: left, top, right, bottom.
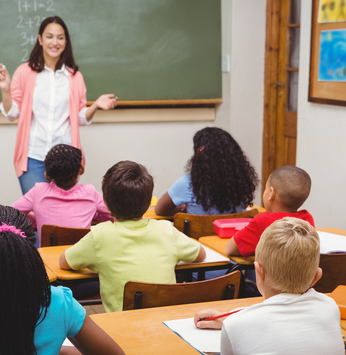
225, 165, 314, 257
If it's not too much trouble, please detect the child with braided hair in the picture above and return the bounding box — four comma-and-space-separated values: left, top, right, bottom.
0, 205, 124, 355
13, 144, 113, 247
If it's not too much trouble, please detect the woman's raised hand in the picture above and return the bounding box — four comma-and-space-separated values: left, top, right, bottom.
95, 94, 118, 110
0, 64, 11, 92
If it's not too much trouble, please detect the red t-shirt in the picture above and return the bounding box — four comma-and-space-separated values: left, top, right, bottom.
233, 210, 315, 257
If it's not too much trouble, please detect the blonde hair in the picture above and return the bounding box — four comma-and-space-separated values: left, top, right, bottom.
255, 217, 319, 294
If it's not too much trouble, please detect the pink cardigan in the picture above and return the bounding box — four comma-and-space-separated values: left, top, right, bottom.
11, 63, 87, 177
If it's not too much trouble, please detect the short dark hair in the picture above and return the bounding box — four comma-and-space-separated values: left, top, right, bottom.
44, 144, 82, 187
269, 166, 311, 210
29, 16, 78, 74
102, 161, 154, 220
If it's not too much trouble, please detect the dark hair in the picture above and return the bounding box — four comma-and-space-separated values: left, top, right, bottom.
28, 16, 78, 74
186, 127, 259, 213
269, 165, 311, 210
44, 144, 82, 187
0, 205, 36, 245
0, 234, 51, 354
102, 161, 154, 220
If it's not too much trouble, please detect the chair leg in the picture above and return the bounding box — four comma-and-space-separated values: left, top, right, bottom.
226, 284, 235, 299
134, 291, 143, 309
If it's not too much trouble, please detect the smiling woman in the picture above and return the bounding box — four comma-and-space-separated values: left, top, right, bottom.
0, 16, 118, 194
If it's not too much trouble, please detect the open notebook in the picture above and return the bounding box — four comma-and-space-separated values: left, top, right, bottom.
318, 231, 346, 253
178, 245, 230, 266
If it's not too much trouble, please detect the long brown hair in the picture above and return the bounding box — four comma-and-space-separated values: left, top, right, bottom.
28, 16, 78, 75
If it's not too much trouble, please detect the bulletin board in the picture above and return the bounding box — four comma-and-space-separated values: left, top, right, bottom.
309, 0, 346, 106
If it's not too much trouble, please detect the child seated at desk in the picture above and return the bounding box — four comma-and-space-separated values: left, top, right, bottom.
155, 127, 258, 216
12, 144, 113, 246
225, 165, 314, 257
195, 218, 344, 355
0, 205, 124, 355
59, 160, 206, 312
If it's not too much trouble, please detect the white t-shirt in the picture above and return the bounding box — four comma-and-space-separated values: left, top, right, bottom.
221, 288, 344, 355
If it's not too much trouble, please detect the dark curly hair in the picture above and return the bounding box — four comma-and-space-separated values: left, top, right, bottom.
44, 144, 82, 187
186, 127, 259, 213
0, 205, 36, 246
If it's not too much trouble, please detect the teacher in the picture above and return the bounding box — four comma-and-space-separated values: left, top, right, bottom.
0, 16, 117, 194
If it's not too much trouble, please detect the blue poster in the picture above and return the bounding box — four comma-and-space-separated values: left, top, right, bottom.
318, 29, 346, 81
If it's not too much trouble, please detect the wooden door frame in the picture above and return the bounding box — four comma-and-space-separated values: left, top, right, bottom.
262, 0, 281, 197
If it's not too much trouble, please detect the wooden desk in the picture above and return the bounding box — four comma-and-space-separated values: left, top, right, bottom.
45, 264, 57, 282
90, 296, 346, 355
199, 227, 346, 265
38, 244, 231, 281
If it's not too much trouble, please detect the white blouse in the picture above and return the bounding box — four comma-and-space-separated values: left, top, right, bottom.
0, 64, 91, 161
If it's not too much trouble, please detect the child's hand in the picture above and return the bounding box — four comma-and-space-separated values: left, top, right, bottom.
95, 94, 118, 110
194, 308, 224, 330
0, 64, 11, 92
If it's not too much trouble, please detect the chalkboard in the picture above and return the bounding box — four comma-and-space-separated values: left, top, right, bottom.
0, 0, 222, 103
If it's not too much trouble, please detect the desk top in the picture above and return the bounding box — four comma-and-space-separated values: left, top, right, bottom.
38, 243, 230, 280
90, 296, 346, 355
45, 264, 57, 283
199, 227, 346, 266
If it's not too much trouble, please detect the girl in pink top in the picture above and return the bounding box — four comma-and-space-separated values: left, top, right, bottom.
0, 16, 117, 194
13, 144, 113, 247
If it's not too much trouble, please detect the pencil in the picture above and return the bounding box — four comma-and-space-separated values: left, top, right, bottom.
203, 308, 244, 321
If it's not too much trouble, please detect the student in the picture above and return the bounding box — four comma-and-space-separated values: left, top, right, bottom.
155, 127, 258, 216
12, 144, 113, 246
225, 165, 314, 257
0, 16, 117, 194
59, 160, 206, 312
195, 218, 344, 355
0, 205, 124, 355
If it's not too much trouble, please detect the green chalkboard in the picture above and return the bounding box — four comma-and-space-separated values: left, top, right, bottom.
0, 0, 221, 102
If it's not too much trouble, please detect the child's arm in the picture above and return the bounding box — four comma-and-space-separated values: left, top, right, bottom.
59, 251, 72, 270
59, 314, 125, 355
225, 237, 241, 256
155, 192, 186, 216
193, 245, 206, 262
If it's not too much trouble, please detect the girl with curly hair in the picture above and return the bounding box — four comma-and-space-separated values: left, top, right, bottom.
155, 127, 259, 216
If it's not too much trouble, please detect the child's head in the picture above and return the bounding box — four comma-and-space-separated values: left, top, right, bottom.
255, 217, 320, 295
0, 206, 51, 354
263, 165, 311, 212
102, 160, 154, 220
44, 144, 83, 189
186, 127, 258, 213
0, 205, 36, 246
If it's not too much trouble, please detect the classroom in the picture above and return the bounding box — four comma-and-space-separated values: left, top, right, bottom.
0, 0, 346, 354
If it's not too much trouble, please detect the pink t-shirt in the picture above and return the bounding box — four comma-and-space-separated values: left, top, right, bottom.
12, 182, 113, 245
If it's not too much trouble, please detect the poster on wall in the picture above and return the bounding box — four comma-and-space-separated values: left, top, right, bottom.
318, 29, 346, 81
318, 0, 346, 23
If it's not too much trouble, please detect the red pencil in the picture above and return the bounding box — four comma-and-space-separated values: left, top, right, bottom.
203, 308, 245, 321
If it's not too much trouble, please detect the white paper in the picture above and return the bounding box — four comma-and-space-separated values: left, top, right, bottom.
318, 231, 346, 254
163, 317, 221, 354
62, 338, 74, 347
178, 245, 229, 266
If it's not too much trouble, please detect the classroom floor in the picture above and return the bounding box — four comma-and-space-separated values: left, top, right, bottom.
84, 304, 106, 315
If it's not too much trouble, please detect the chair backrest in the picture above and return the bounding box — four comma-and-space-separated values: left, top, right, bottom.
122, 270, 241, 311
173, 209, 259, 240
314, 253, 346, 293
41, 224, 90, 247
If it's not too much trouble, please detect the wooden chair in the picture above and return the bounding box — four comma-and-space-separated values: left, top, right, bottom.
122, 270, 241, 310
173, 209, 259, 240
41, 224, 90, 247
313, 253, 346, 293
41, 224, 100, 305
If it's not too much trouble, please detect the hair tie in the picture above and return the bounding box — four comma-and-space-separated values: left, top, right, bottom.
197, 145, 205, 153
0, 223, 26, 238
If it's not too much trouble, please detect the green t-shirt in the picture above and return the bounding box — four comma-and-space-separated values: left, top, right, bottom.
65, 218, 200, 312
